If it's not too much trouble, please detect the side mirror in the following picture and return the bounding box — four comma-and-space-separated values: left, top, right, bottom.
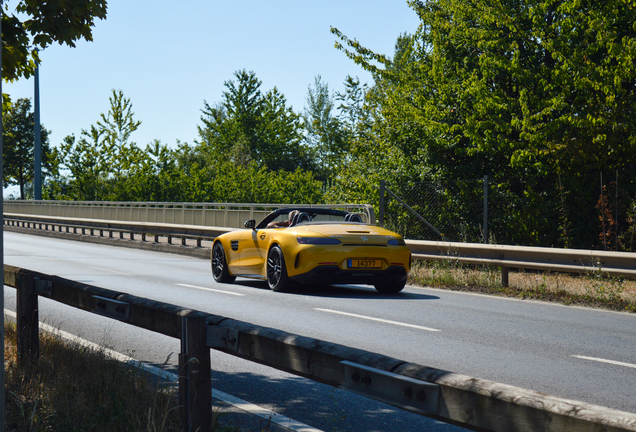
244, 219, 256, 229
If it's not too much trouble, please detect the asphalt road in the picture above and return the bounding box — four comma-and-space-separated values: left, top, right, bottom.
4, 231, 636, 431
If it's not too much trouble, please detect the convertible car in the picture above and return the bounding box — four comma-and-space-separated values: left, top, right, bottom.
211, 207, 411, 293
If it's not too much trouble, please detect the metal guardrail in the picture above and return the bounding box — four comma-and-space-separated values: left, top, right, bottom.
4, 212, 233, 248
3, 200, 375, 229
6, 265, 636, 432
408, 240, 636, 285
5, 213, 636, 286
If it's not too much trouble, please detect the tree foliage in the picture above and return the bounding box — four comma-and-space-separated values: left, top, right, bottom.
49, 87, 324, 204
303, 76, 349, 181
1, 0, 107, 84
336, 75, 370, 140
198, 70, 311, 172
358, 0, 636, 175
329, 0, 636, 248
1, 1, 107, 198
55, 89, 144, 200
3, 98, 53, 198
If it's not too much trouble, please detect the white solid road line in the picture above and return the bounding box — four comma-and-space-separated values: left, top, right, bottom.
572, 355, 636, 370
211, 389, 324, 432
4, 309, 323, 432
177, 283, 245, 296
315, 308, 441, 332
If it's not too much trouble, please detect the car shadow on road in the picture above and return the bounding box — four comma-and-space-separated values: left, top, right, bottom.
233, 279, 440, 300
298, 284, 440, 300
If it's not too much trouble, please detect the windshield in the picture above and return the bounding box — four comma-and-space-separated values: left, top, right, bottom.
256, 208, 364, 229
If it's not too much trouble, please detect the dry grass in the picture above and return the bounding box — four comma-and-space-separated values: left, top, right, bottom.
3, 322, 254, 432
3, 322, 184, 432
409, 260, 636, 312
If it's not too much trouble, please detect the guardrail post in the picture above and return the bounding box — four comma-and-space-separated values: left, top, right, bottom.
501, 266, 509, 287
179, 316, 212, 432
16, 271, 39, 366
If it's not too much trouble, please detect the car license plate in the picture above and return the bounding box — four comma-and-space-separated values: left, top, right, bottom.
348, 259, 381, 269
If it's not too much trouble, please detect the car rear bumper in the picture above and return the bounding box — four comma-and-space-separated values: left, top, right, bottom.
289, 265, 408, 286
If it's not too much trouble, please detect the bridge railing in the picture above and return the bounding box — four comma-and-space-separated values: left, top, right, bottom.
3, 200, 375, 228
6, 265, 636, 432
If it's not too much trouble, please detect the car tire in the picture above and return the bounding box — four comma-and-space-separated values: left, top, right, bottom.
267, 245, 291, 292
211, 242, 236, 284
374, 280, 405, 294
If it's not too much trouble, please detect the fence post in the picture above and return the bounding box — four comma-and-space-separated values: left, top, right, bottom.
16, 271, 39, 366
379, 180, 385, 226
179, 316, 212, 432
601, 172, 606, 251
483, 175, 488, 244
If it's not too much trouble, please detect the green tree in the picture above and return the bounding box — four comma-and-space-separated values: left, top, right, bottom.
55, 89, 143, 200
336, 75, 369, 140
393, 0, 636, 177
199, 70, 311, 172
118, 140, 186, 202
208, 159, 324, 204
326, 34, 428, 214
3, 98, 53, 198
331, 0, 636, 247
56, 127, 103, 200
97, 89, 143, 180
49, 79, 326, 205
303, 76, 349, 181
1, 0, 107, 102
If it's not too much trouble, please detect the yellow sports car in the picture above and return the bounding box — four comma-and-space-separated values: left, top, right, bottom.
211, 207, 411, 293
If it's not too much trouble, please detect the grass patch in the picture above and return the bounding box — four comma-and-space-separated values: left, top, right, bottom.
409, 260, 636, 312
4, 322, 181, 431
3, 322, 246, 432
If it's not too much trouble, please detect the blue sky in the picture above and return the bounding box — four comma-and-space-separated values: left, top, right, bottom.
4, 1, 420, 151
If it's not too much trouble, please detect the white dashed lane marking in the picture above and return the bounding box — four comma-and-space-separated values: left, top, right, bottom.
315, 308, 440, 332
89, 266, 132, 276
573, 355, 636, 370
177, 283, 245, 296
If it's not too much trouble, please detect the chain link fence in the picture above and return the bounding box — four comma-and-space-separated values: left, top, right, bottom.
380, 168, 636, 250
380, 179, 487, 243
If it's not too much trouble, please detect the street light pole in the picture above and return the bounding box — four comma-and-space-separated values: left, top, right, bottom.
1, 2, 7, 429
34, 48, 42, 200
